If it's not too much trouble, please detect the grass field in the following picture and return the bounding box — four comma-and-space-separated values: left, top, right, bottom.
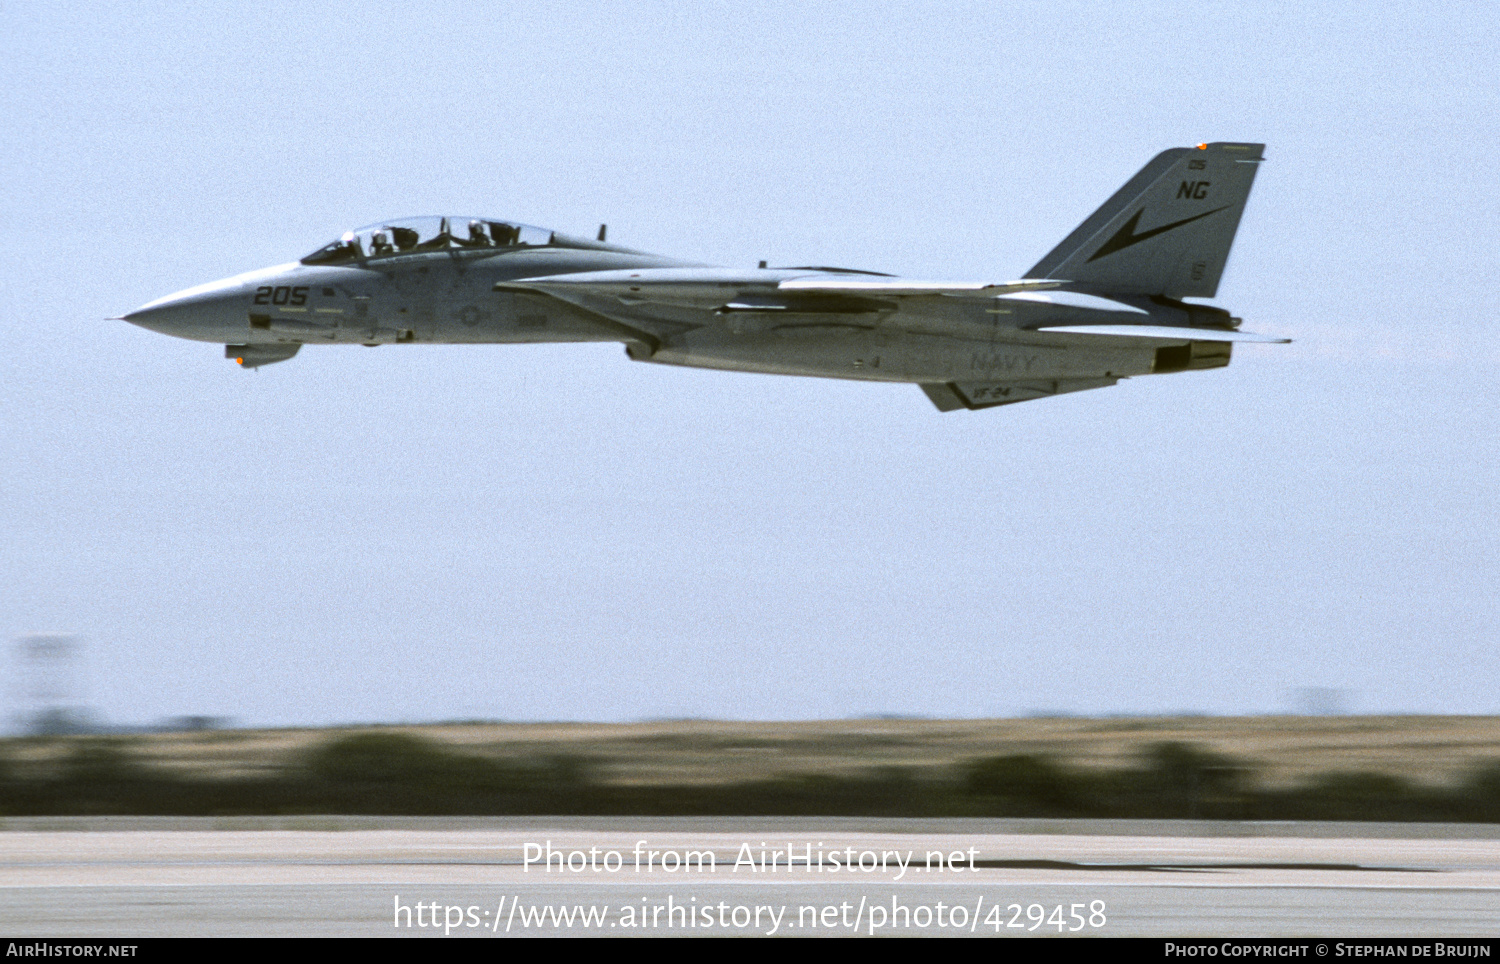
7, 715, 1498, 790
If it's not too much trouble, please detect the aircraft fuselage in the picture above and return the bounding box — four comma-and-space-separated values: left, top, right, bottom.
122, 144, 1282, 411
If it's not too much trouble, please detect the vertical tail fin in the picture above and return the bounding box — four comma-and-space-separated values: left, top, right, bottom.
1024, 142, 1264, 298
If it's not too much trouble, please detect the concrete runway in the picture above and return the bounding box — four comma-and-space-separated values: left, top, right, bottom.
3, 817, 1499, 937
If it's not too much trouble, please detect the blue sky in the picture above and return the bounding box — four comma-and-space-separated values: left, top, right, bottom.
3, 2, 1498, 726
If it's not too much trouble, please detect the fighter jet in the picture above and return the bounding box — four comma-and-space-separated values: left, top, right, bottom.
121, 141, 1284, 411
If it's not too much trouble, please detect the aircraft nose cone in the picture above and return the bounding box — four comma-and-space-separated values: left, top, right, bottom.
120, 277, 250, 341
120, 299, 187, 336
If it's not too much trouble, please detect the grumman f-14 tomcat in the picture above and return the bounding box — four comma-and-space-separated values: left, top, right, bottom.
121, 142, 1284, 412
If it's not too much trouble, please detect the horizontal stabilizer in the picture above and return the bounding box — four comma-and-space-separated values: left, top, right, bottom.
997, 290, 1148, 313
1036, 324, 1288, 343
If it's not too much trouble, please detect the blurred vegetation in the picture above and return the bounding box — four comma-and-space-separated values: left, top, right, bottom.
2, 732, 1500, 820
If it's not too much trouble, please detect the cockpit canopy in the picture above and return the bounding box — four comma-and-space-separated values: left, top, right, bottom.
301, 216, 559, 265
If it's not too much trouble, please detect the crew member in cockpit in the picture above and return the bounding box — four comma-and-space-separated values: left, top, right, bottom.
465, 220, 491, 247
370, 230, 394, 256
488, 222, 520, 246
